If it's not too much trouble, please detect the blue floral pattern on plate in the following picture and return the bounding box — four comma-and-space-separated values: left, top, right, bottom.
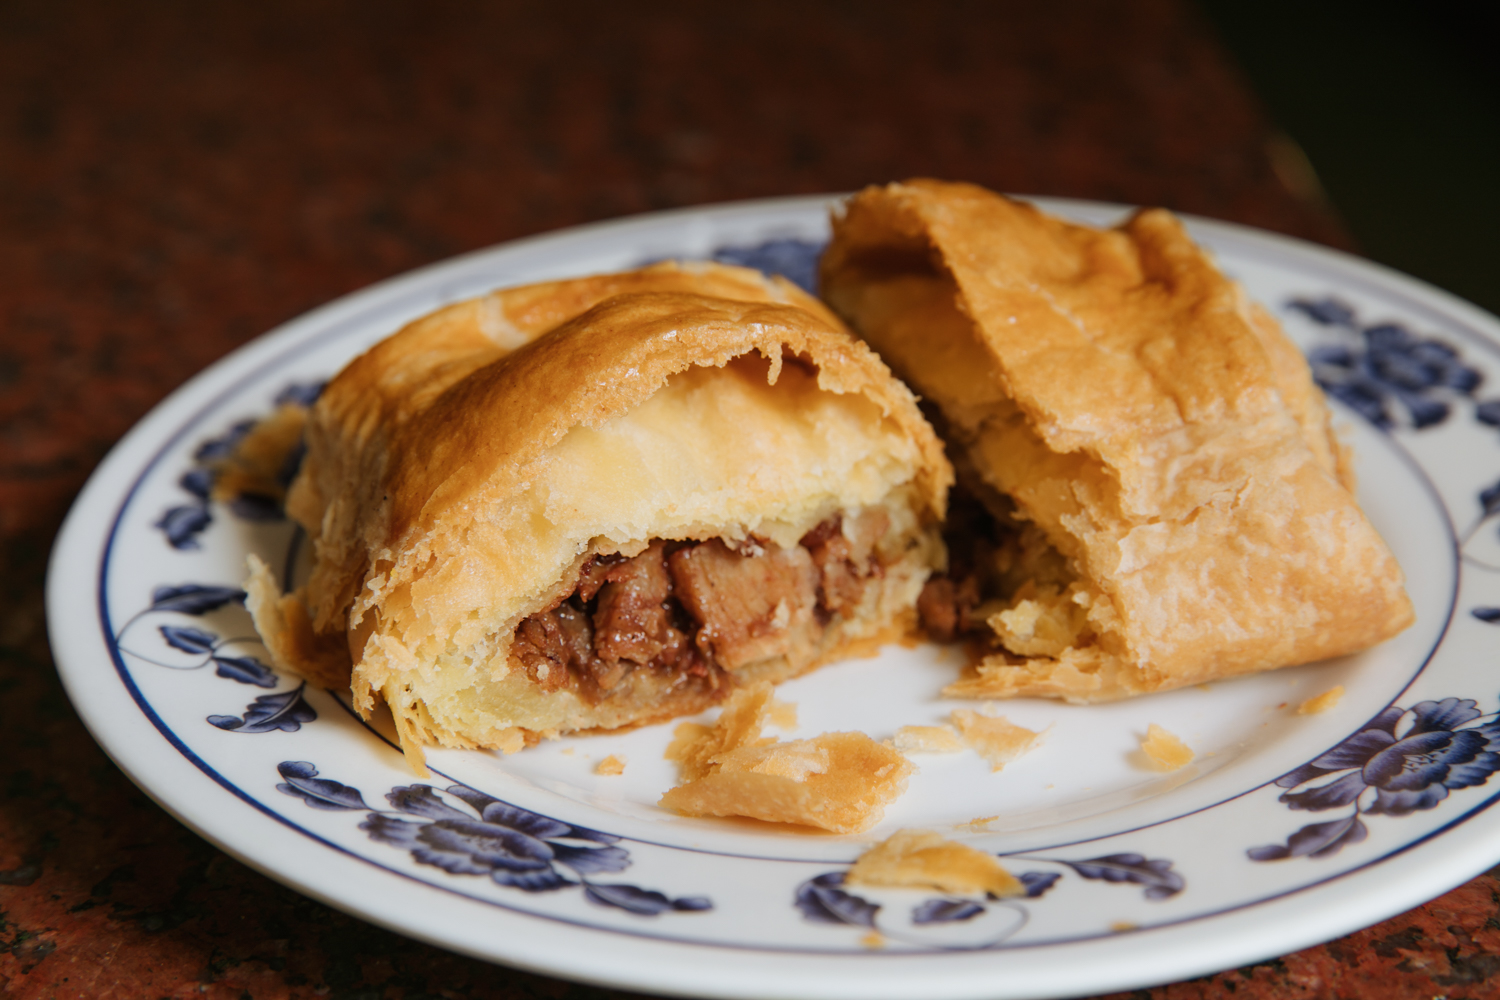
1294, 295, 1500, 624
277, 763, 712, 916
153, 381, 323, 549
1250, 697, 1500, 861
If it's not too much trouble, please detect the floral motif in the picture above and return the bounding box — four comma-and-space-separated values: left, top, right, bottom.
794, 851, 1179, 948
1059, 853, 1184, 899
1462, 476, 1500, 577
209, 684, 317, 733
708, 237, 824, 295
275, 763, 712, 916
1290, 296, 1485, 430
1289, 295, 1500, 617
1249, 698, 1500, 861
155, 381, 323, 549
116, 582, 310, 730
116, 584, 275, 686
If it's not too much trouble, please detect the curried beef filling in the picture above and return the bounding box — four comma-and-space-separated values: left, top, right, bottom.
916, 483, 1074, 645
512, 511, 890, 703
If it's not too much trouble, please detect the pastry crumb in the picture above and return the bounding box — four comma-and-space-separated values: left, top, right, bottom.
1110, 921, 1138, 933
595, 754, 626, 776
561, 747, 575, 756
958, 815, 999, 831
951, 709, 1042, 771
768, 698, 798, 730
1141, 724, 1193, 771
659, 682, 912, 833
860, 931, 886, 949
892, 724, 964, 754
846, 829, 1022, 897
494, 728, 526, 755
1298, 685, 1345, 715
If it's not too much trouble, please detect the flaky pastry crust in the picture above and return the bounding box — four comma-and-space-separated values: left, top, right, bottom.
821, 180, 1414, 702
251, 261, 952, 766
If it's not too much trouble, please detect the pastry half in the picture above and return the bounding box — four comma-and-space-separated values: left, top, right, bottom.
820, 180, 1414, 702
249, 261, 952, 765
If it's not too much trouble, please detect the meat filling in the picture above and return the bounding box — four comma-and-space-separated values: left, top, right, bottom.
916, 483, 1081, 648
512, 513, 889, 702
669, 538, 818, 671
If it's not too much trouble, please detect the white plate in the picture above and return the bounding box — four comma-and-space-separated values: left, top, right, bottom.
46, 196, 1500, 1000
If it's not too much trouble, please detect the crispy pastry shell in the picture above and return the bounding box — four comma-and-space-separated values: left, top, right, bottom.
250, 262, 951, 765
820, 180, 1414, 702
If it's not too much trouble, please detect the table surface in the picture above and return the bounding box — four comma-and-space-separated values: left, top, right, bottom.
4, 2, 1499, 998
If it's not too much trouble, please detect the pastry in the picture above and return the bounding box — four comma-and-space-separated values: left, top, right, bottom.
659, 682, 913, 833
820, 180, 1414, 702
248, 261, 952, 766
844, 829, 1022, 896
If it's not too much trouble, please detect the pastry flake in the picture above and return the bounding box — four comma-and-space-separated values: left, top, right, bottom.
1298, 685, 1345, 715
845, 829, 1022, 897
659, 682, 913, 833
1141, 724, 1193, 771
891, 724, 964, 754
950, 709, 1042, 771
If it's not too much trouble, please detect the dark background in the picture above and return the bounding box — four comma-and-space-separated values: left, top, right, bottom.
1200, 0, 1500, 316
3, 2, 1499, 998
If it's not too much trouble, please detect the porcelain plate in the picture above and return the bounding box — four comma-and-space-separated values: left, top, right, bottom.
46, 196, 1500, 999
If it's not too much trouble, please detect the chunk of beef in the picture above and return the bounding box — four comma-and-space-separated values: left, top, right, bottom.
592, 541, 691, 689
575, 553, 624, 603
669, 538, 817, 670
917, 573, 981, 643
513, 602, 595, 691
802, 509, 889, 616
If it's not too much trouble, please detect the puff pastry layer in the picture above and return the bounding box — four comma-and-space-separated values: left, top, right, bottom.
820, 180, 1414, 702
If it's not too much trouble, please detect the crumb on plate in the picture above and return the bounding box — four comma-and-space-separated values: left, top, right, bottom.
892, 724, 964, 754
1141, 724, 1193, 771
595, 754, 626, 776
951, 709, 1042, 771
846, 829, 1022, 897
1298, 685, 1345, 715
659, 682, 912, 833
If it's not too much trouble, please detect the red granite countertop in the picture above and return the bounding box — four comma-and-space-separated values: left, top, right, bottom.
4, 2, 1498, 998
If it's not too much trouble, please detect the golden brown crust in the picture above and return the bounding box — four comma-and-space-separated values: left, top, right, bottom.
267, 261, 952, 760
822, 180, 1414, 702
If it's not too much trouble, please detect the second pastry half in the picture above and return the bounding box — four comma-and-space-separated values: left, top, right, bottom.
820, 180, 1413, 703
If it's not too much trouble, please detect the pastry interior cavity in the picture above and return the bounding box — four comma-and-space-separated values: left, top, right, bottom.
370, 352, 941, 749
841, 272, 1112, 668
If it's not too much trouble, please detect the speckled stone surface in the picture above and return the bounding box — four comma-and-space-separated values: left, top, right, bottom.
4, 2, 1489, 998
